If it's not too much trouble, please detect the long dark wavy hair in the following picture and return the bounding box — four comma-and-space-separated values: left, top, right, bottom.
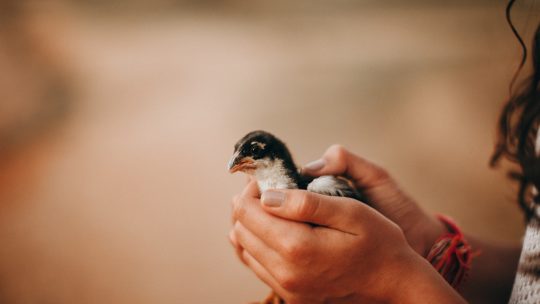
491, 0, 540, 221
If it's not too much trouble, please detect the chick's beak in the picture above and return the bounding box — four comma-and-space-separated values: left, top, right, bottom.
228, 153, 256, 173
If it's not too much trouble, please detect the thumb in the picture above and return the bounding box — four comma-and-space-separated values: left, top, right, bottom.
260, 189, 367, 233
302, 145, 420, 223
301, 144, 390, 190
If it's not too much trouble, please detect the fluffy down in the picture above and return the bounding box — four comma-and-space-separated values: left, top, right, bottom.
306, 175, 362, 201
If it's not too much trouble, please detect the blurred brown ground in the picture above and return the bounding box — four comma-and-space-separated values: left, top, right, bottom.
0, 0, 537, 303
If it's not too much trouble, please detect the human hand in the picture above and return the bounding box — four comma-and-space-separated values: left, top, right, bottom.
230, 181, 436, 303
301, 145, 446, 256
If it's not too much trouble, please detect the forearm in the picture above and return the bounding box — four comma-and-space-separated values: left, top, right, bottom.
389, 253, 467, 304
459, 235, 521, 304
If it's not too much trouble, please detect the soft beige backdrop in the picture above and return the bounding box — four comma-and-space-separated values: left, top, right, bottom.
0, 1, 536, 303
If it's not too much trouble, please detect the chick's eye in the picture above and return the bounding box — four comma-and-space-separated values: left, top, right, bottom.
251, 144, 261, 155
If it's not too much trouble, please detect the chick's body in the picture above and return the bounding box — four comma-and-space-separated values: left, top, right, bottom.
229, 130, 362, 200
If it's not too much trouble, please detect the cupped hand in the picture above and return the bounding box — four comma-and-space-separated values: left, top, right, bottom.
230, 181, 426, 304
301, 145, 445, 256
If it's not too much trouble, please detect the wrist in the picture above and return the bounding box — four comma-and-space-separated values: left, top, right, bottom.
408, 213, 447, 257
426, 214, 476, 289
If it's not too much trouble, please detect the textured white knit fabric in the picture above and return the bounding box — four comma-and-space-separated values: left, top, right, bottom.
509, 217, 540, 303
508, 130, 540, 303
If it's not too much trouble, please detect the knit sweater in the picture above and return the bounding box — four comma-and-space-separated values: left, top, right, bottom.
509, 217, 540, 303
508, 132, 540, 303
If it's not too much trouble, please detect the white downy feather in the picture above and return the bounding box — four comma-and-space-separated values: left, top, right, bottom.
307, 175, 355, 197
254, 159, 297, 192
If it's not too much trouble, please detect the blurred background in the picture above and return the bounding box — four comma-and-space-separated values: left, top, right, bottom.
0, 0, 538, 303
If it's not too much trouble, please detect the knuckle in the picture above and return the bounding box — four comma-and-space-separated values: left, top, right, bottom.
232, 222, 241, 236
232, 196, 247, 221
281, 235, 309, 260
329, 144, 347, 161
387, 219, 404, 236
231, 195, 239, 211
295, 192, 319, 219
327, 144, 349, 170
374, 166, 391, 182
231, 194, 240, 211
276, 269, 302, 292
230, 196, 239, 222
329, 143, 345, 153
228, 237, 239, 250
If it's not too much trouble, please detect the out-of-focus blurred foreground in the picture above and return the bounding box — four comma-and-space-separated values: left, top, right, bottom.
0, 0, 537, 303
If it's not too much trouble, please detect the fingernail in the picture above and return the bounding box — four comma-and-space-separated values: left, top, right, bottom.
261, 190, 285, 207
303, 159, 326, 172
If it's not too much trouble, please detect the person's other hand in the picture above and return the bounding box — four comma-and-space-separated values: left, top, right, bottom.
301, 145, 445, 256
230, 181, 431, 303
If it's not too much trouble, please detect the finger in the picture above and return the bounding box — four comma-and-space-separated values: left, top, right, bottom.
231, 195, 239, 224
241, 250, 289, 300
229, 230, 248, 266
245, 175, 256, 184
301, 145, 390, 189
233, 222, 283, 278
261, 189, 369, 234
242, 180, 260, 198
233, 193, 314, 254
232, 181, 261, 223
300, 145, 425, 227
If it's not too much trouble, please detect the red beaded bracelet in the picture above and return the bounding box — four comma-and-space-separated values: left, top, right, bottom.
426, 214, 479, 289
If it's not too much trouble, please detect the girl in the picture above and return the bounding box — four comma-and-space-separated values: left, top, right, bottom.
229, 1, 539, 303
